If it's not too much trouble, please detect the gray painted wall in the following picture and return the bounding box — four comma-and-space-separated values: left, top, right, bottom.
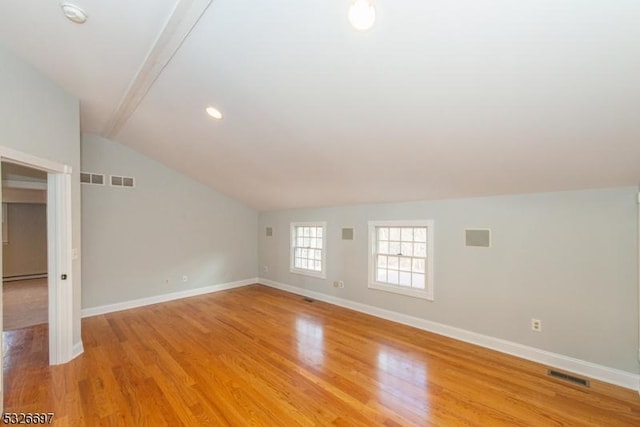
3, 203, 47, 278
259, 187, 639, 374
0, 45, 82, 346
81, 134, 258, 308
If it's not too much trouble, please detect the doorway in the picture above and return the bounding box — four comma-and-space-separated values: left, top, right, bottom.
0, 146, 75, 372
2, 162, 48, 331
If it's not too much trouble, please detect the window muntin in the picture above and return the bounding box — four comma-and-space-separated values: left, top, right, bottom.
290, 222, 326, 278
369, 220, 434, 300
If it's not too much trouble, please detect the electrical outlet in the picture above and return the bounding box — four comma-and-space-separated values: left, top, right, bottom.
531, 319, 542, 332
182, 275, 188, 282
263, 266, 269, 273
333, 280, 345, 288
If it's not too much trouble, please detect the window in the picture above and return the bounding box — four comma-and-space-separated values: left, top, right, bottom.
290, 222, 326, 278
368, 220, 434, 300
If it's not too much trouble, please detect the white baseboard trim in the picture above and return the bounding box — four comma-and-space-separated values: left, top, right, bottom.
72, 341, 84, 359
259, 278, 640, 392
81, 277, 259, 318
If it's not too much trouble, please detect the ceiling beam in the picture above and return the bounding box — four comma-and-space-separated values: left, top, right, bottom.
102, 0, 212, 138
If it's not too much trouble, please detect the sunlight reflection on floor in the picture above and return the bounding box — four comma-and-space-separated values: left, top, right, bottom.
295, 316, 324, 368
377, 344, 429, 417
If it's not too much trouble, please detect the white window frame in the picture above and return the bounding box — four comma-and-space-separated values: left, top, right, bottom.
368, 220, 434, 300
290, 221, 327, 279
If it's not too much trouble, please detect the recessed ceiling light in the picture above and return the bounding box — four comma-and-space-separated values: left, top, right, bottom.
205, 106, 223, 120
348, 0, 376, 31
60, 2, 88, 24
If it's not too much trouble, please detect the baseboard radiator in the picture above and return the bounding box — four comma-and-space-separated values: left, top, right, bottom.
3, 273, 48, 282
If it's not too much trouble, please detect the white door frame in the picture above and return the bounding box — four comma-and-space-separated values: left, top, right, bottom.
0, 146, 74, 365
637, 189, 640, 367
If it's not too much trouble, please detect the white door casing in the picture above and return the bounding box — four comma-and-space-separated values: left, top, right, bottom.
47, 172, 74, 364
0, 146, 77, 372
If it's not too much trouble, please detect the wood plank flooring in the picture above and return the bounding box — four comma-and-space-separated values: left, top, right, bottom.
4, 284, 640, 425
3, 278, 48, 330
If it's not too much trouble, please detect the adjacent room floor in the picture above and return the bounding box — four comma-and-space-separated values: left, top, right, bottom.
3, 277, 47, 330
4, 284, 640, 425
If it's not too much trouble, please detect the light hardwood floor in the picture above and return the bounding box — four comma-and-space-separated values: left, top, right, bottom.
4, 284, 640, 425
3, 278, 47, 330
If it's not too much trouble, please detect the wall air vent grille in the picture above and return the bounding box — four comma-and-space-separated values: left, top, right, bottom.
465, 229, 491, 247
110, 175, 135, 188
81, 172, 105, 185
342, 228, 354, 240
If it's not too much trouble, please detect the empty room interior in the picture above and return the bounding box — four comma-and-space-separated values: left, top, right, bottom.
1, 0, 639, 425
2, 163, 49, 334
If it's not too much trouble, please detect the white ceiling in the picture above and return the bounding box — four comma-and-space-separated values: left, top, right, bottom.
1, 0, 639, 211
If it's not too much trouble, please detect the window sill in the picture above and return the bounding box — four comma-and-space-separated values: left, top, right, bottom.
290, 268, 326, 279
368, 282, 433, 301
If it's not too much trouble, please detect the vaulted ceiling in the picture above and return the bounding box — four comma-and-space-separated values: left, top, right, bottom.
1, 1, 639, 211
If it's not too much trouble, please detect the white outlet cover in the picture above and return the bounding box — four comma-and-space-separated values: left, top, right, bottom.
531, 319, 542, 331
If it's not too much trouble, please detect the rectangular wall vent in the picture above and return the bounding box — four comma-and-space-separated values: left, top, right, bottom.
547, 369, 590, 387
110, 175, 135, 188
342, 228, 354, 240
265, 226, 273, 237
81, 172, 105, 185
465, 229, 491, 247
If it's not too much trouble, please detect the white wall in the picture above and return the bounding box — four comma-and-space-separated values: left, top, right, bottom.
259, 187, 639, 374
0, 45, 82, 346
3, 203, 47, 278
81, 134, 258, 309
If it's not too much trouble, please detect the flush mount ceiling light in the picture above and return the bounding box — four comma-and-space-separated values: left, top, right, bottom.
205, 106, 223, 120
60, 2, 88, 24
348, 0, 376, 31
